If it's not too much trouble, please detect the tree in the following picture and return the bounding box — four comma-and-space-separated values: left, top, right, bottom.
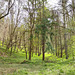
0, 0, 15, 19
62, 0, 68, 59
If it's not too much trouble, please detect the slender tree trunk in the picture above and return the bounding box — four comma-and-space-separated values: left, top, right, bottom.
25, 47, 27, 59
42, 0, 45, 61
38, 34, 40, 56
55, 25, 57, 56
59, 26, 63, 57
29, 29, 32, 60
58, 35, 60, 57
10, 37, 12, 56
42, 36, 45, 60
26, 51, 27, 59
62, 0, 68, 59
14, 33, 17, 52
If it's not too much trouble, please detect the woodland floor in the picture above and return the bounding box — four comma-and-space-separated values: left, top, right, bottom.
0, 50, 75, 75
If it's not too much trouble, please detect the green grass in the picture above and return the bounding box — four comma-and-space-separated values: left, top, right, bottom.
0, 52, 75, 75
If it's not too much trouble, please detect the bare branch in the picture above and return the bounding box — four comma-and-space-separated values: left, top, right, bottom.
0, 0, 15, 19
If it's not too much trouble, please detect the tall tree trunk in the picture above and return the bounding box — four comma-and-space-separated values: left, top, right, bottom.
62, 0, 68, 59
42, 0, 45, 61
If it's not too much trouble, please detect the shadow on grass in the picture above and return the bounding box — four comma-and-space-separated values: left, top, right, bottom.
57, 59, 75, 65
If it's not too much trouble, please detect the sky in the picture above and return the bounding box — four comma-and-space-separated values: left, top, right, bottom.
47, 0, 59, 7
47, 0, 72, 6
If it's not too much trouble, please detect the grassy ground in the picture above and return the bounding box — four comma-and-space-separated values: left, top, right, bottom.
0, 51, 75, 75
